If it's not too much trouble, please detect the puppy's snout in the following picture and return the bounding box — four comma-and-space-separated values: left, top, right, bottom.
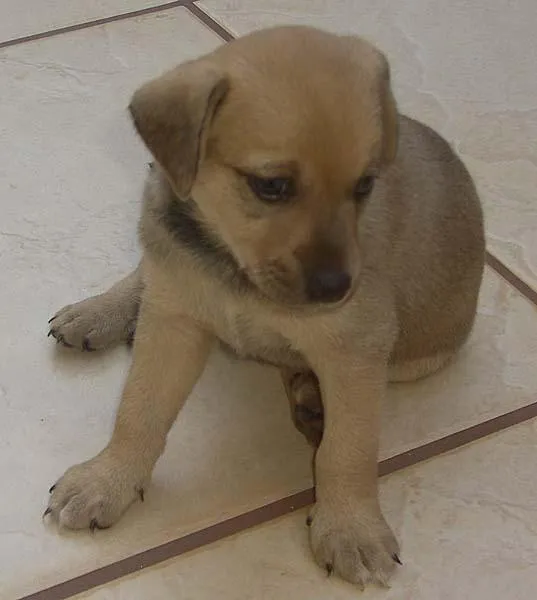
306, 269, 351, 303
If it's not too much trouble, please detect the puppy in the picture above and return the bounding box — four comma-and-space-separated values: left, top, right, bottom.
46, 26, 484, 588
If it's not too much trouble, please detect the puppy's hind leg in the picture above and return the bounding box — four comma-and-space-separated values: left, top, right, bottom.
48, 264, 143, 351
281, 368, 324, 449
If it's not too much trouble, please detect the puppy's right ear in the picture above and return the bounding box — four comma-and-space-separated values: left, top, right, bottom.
377, 57, 399, 165
129, 60, 229, 199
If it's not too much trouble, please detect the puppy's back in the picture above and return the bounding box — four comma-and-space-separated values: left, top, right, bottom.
383, 116, 485, 363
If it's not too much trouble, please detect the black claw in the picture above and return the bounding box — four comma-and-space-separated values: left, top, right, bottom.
47, 330, 54, 337
392, 553, 403, 566
89, 518, 109, 533
57, 335, 74, 348
326, 563, 333, 577
82, 338, 95, 352
306, 515, 313, 527
138, 488, 145, 502
49, 484, 56, 494
43, 507, 52, 519
48, 316, 57, 324
55, 334, 73, 348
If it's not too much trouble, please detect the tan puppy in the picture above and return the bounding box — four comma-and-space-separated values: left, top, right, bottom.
46, 26, 484, 588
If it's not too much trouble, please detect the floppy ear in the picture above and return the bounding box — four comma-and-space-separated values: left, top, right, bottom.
342, 36, 399, 164
377, 56, 399, 164
129, 61, 229, 198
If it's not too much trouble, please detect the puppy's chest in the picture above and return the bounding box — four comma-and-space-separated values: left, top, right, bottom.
173, 269, 306, 368
214, 309, 304, 368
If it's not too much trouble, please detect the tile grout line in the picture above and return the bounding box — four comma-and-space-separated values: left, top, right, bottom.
485, 252, 537, 307
186, 3, 235, 41
19, 401, 537, 600
0, 1, 195, 50
7, 4, 537, 598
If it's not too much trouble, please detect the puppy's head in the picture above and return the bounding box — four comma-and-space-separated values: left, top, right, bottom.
129, 27, 398, 307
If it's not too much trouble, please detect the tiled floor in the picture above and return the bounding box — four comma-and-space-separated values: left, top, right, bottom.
0, 1, 181, 45
78, 420, 537, 600
0, 2, 536, 600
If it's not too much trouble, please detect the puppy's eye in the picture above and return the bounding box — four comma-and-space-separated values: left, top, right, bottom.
353, 175, 375, 201
247, 175, 294, 203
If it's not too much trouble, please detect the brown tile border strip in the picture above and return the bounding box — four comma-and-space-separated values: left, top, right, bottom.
0, 1, 195, 50
19, 401, 537, 600
18, 489, 313, 600
378, 401, 537, 475
186, 3, 235, 41
486, 251, 537, 307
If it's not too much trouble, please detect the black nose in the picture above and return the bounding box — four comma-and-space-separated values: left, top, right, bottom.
306, 269, 351, 303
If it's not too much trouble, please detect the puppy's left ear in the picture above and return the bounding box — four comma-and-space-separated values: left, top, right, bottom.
343, 36, 399, 164
377, 55, 399, 164
129, 59, 229, 198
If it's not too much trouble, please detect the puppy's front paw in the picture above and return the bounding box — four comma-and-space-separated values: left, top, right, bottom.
48, 295, 137, 351
45, 453, 146, 530
309, 500, 400, 589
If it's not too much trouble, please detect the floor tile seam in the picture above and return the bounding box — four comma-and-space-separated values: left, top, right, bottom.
0, 1, 196, 50
19, 401, 537, 600
186, 3, 235, 41
485, 252, 537, 307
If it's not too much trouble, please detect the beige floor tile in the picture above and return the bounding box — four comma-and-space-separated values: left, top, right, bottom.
2, 5, 537, 599
380, 268, 537, 457
0, 1, 170, 44
81, 419, 537, 600
198, 0, 537, 290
